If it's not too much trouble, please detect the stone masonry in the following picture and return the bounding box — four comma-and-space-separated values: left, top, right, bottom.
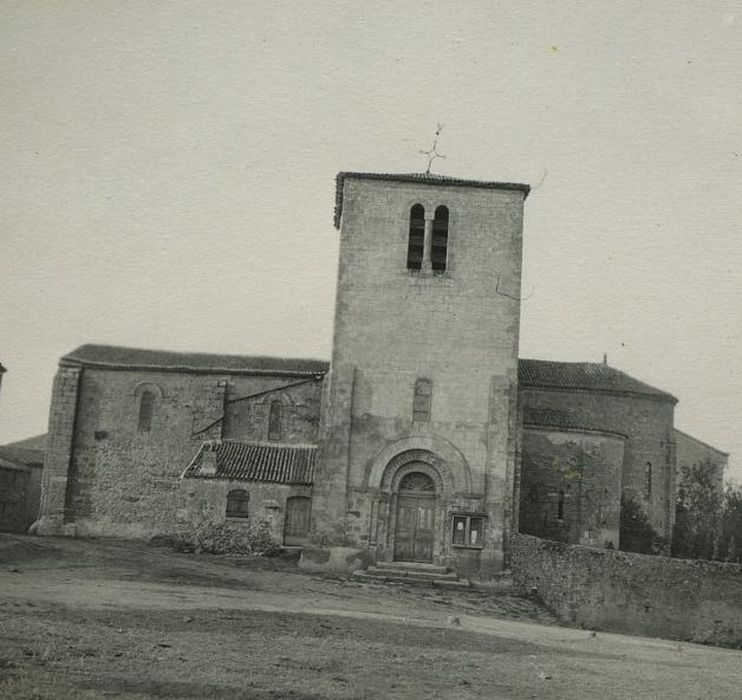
31, 170, 726, 578
311, 173, 529, 576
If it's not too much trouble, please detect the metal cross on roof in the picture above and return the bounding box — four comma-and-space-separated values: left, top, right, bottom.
419, 123, 446, 174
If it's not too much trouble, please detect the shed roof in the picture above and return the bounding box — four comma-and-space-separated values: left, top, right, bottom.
518, 359, 677, 402
183, 440, 317, 485
61, 345, 329, 377
334, 171, 531, 228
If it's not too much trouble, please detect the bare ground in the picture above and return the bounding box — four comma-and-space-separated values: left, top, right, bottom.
0, 534, 740, 699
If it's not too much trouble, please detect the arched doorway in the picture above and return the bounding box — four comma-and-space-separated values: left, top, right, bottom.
394, 471, 436, 562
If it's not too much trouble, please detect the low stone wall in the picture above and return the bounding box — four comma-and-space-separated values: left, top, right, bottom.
510, 532, 742, 647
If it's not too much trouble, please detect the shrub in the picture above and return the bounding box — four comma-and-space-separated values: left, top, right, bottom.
169, 519, 280, 557
620, 495, 667, 555
672, 460, 724, 560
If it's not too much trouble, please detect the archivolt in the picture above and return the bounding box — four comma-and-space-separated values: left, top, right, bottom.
367, 435, 473, 494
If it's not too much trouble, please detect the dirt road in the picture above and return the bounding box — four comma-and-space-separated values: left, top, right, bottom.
1, 535, 740, 699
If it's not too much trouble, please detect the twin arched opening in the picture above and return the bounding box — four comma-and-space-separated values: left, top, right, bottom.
407, 204, 449, 272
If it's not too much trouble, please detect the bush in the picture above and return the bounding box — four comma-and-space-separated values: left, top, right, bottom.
168, 519, 281, 557
620, 495, 667, 555
672, 460, 724, 560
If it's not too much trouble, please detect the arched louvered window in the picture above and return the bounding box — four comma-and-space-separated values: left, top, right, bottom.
431, 205, 449, 272
138, 390, 155, 432
226, 489, 249, 518
268, 400, 282, 441
645, 462, 653, 499
407, 204, 425, 270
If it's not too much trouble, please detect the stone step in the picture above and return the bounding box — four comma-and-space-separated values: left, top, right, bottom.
353, 571, 472, 589
365, 565, 458, 581
369, 561, 450, 575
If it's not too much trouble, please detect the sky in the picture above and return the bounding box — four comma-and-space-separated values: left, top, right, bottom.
1, 1, 741, 481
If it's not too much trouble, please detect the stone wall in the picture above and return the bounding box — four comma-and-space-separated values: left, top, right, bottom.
316, 176, 526, 574
44, 364, 322, 538
510, 532, 742, 647
520, 387, 676, 541
177, 478, 312, 545
519, 427, 624, 548
37, 366, 81, 534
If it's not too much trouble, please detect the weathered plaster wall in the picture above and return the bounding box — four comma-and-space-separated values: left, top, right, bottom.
520, 387, 676, 541
47, 365, 321, 538
511, 533, 742, 647
519, 427, 624, 548
314, 177, 526, 574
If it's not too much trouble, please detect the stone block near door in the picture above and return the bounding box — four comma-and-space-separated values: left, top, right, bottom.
299, 546, 374, 573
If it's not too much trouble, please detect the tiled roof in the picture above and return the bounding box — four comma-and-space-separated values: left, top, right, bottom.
57, 347, 674, 401
334, 171, 531, 228
2, 433, 47, 451
0, 454, 31, 472
183, 440, 317, 484
0, 434, 47, 467
674, 429, 729, 457
61, 345, 329, 377
0, 445, 44, 467
518, 359, 677, 402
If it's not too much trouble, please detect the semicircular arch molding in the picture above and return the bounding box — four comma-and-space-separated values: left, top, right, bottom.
256, 390, 294, 407
367, 435, 472, 494
132, 381, 164, 399
382, 452, 447, 494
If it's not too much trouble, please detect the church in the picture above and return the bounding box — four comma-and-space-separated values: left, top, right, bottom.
35, 171, 699, 578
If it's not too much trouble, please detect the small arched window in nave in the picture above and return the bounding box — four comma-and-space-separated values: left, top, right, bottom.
268, 400, 282, 441
138, 390, 155, 432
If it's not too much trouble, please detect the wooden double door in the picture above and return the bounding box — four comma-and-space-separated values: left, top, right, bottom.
393, 471, 437, 562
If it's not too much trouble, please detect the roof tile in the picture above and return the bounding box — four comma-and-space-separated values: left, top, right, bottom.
183, 440, 317, 485
61, 345, 329, 377
518, 359, 677, 402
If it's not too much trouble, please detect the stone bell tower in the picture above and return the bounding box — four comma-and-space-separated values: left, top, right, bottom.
311, 172, 530, 576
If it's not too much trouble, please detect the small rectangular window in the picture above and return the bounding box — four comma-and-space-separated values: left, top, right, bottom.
452, 514, 484, 549
226, 489, 250, 519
